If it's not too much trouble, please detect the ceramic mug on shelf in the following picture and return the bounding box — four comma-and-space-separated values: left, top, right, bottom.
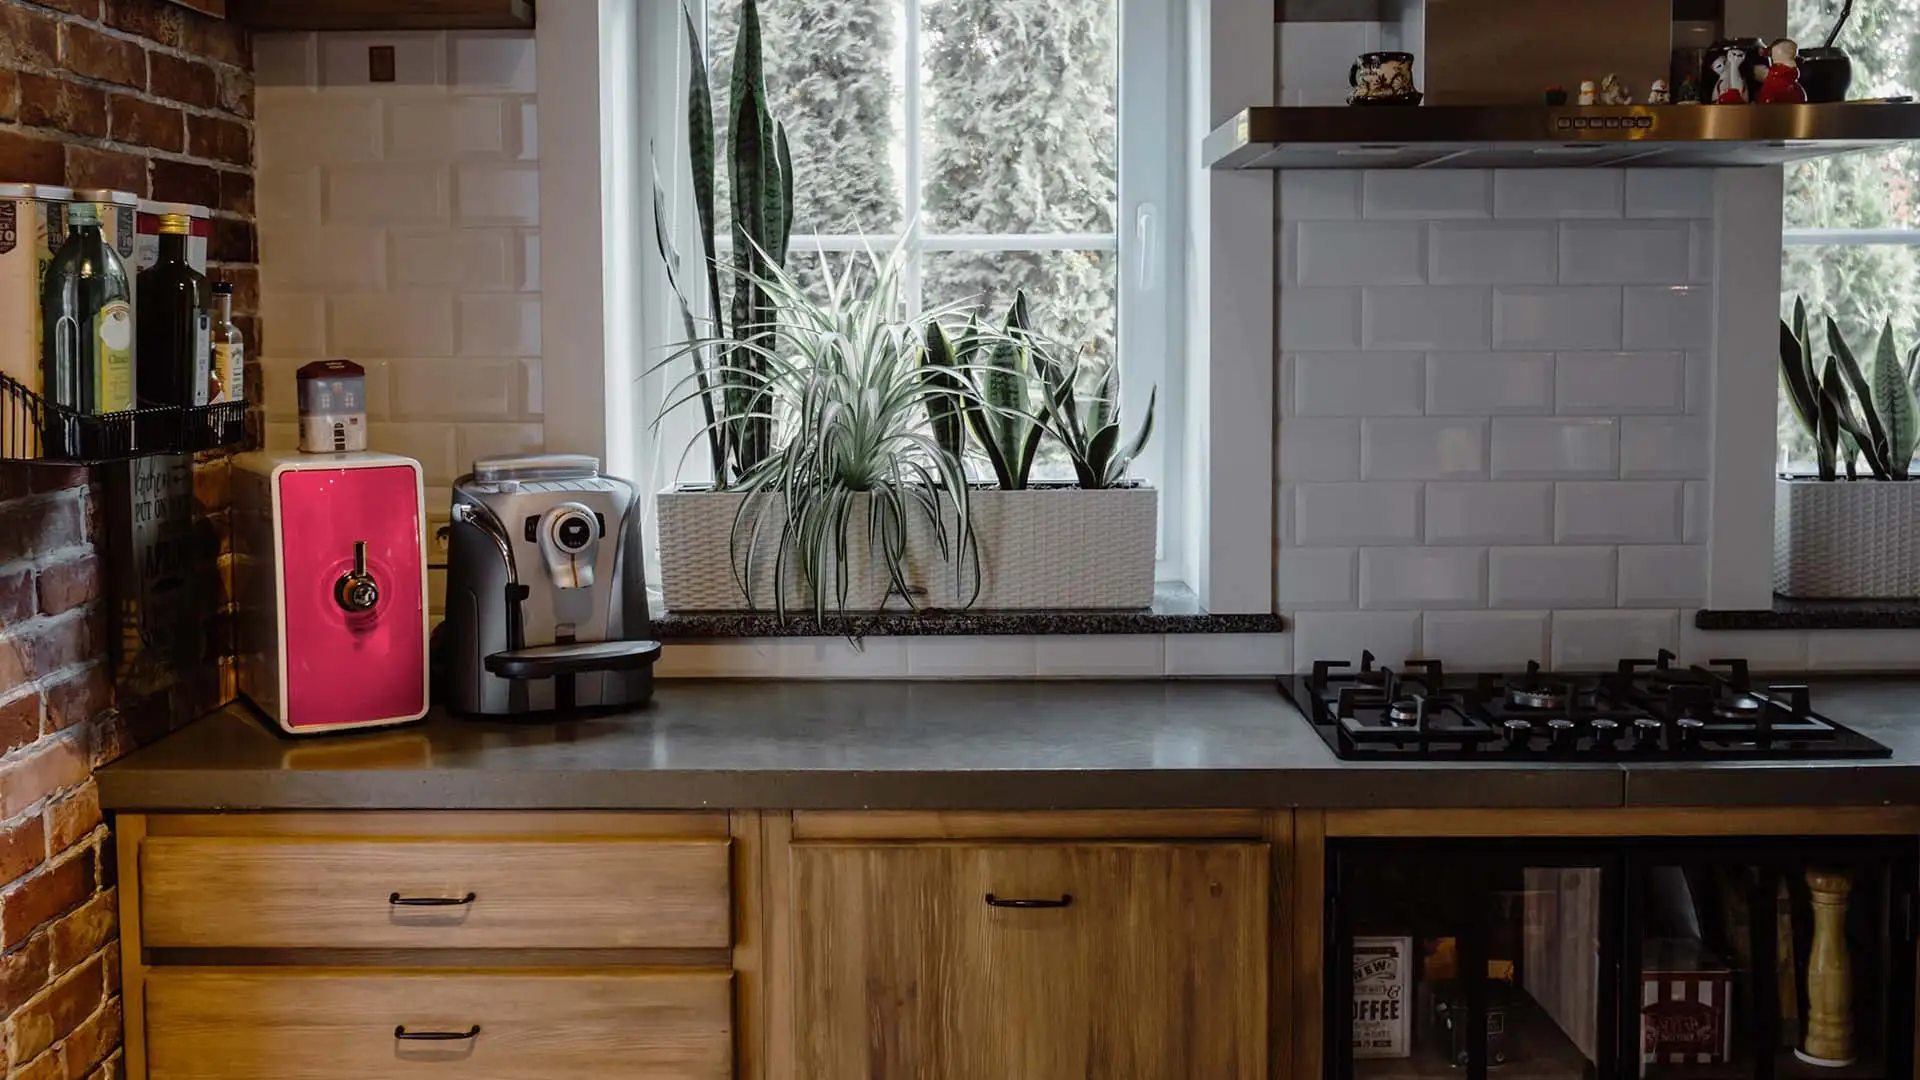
1349, 51, 1421, 105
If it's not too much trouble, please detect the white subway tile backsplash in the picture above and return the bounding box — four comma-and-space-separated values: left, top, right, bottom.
1292, 352, 1423, 416
1034, 635, 1167, 677
1624, 169, 1713, 219
326, 164, 450, 225
1617, 545, 1706, 606
1164, 633, 1292, 677
455, 164, 540, 225
519, 231, 540, 290
1280, 287, 1362, 350
1803, 631, 1920, 672
1493, 286, 1623, 350
1425, 352, 1552, 415
389, 358, 517, 420
1682, 480, 1708, 543
522, 360, 543, 415
1359, 547, 1486, 609
331, 293, 457, 357
1684, 350, 1709, 413
1676, 622, 1809, 671
319, 32, 443, 88
390, 229, 515, 289
1427, 222, 1556, 284
1294, 483, 1423, 545
1421, 610, 1550, 669
1362, 171, 1491, 219
256, 98, 383, 168
1296, 221, 1425, 286
518, 102, 538, 160
1619, 416, 1709, 479
451, 32, 537, 92
1551, 610, 1679, 670
1553, 352, 1685, 415
253, 33, 316, 88
1689, 222, 1713, 283
388, 98, 512, 160
369, 421, 459, 483
906, 637, 1038, 678
259, 294, 326, 357
1494, 171, 1623, 219
1281, 170, 1361, 220
778, 639, 911, 679
1558, 222, 1693, 285
1363, 286, 1490, 349
1425, 482, 1553, 545
1289, 611, 1420, 671
1279, 417, 1361, 481
258, 224, 387, 290
1623, 285, 1713, 349
1489, 547, 1616, 608
1277, 547, 1358, 609
1361, 418, 1488, 480
1490, 418, 1617, 479
260, 355, 390, 420
458, 295, 542, 357
257, 169, 322, 224
456, 422, 544, 468
1554, 481, 1683, 543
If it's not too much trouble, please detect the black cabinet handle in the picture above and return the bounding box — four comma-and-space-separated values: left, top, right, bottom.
985, 893, 1073, 909
388, 892, 476, 907
394, 1025, 480, 1041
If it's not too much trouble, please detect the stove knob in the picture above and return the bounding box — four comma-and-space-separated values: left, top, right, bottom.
1588, 718, 1620, 747
1502, 719, 1533, 749
1547, 718, 1577, 751
1674, 716, 1705, 751
1631, 717, 1663, 748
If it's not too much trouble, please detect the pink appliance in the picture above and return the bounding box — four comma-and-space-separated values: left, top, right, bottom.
233, 450, 430, 735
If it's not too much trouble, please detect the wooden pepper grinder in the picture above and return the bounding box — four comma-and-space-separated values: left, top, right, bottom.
1796, 868, 1855, 1068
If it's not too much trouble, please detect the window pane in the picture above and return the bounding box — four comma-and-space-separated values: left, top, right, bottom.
707, 0, 905, 237
921, 0, 1119, 234
1779, 243, 1920, 472
1785, 0, 1920, 230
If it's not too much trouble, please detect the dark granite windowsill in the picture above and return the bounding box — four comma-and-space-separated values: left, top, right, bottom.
1695, 599, 1920, 631
651, 583, 1286, 638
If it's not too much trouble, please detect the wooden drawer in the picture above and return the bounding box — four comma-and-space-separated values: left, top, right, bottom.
139, 837, 731, 949
144, 970, 732, 1080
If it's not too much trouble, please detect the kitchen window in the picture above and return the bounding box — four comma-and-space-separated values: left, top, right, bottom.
1779, 0, 1920, 471
640, 0, 1188, 579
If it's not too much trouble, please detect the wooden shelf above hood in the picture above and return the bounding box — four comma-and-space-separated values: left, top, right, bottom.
1206, 103, 1920, 169
226, 0, 533, 31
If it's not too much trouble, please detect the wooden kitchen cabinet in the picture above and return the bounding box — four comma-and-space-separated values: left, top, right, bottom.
788, 841, 1270, 1080
223, 0, 533, 31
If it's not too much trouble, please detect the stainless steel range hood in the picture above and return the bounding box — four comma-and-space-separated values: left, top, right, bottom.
1206, 103, 1920, 169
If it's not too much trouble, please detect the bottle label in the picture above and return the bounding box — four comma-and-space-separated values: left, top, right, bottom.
213, 340, 245, 404
95, 300, 133, 413
193, 314, 211, 406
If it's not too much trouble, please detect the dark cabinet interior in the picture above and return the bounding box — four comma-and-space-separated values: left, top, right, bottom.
1329, 838, 1917, 1080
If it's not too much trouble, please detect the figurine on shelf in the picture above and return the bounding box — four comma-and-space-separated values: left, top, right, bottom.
1577, 79, 1598, 105
1710, 42, 1755, 102
1544, 85, 1568, 105
1647, 78, 1673, 104
1599, 73, 1633, 104
1759, 37, 1810, 103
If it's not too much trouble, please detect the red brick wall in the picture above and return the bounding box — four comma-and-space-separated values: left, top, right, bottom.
0, 2, 254, 1077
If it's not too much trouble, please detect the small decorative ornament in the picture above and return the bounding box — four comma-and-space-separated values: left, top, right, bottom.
1647, 78, 1672, 104
1598, 73, 1633, 104
1759, 37, 1809, 103
1544, 85, 1568, 105
1577, 79, 1598, 105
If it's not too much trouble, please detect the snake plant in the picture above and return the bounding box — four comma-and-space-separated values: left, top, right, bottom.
1029, 339, 1157, 490
922, 293, 1048, 490
651, 0, 793, 489
1780, 297, 1920, 481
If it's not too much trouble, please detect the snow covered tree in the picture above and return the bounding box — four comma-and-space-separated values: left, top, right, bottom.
1780, 0, 1920, 465
921, 0, 1119, 360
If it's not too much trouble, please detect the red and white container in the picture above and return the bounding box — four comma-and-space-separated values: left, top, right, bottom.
233, 450, 430, 735
135, 199, 210, 273
1641, 943, 1734, 1071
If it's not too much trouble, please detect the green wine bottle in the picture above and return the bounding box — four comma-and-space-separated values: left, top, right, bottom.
39, 201, 134, 458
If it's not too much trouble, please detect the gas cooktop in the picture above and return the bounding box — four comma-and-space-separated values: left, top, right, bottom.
1282, 650, 1892, 762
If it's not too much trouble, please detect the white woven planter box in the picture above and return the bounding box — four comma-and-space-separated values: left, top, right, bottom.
657, 486, 1157, 612
1774, 478, 1920, 598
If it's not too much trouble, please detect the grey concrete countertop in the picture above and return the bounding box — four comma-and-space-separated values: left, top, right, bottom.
95, 679, 1920, 813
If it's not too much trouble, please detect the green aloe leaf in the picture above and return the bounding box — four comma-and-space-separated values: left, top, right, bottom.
1869, 317, 1920, 479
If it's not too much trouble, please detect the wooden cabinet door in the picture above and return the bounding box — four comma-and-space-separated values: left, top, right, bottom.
791, 842, 1267, 1080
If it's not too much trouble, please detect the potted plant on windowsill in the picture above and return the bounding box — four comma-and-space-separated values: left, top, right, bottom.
1774, 298, 1920, 598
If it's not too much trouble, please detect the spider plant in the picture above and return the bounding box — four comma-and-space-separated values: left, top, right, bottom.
650, 0, 793, 489
657, 239, 977, 623
1780, 297, 1920, 481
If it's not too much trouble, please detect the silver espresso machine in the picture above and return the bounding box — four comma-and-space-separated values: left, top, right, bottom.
441, 454, 659, 716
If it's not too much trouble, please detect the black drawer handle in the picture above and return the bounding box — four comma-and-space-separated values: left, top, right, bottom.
985, 893, 1073, 909
394, 1025, 480, 1041
388, 891, 477, 907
